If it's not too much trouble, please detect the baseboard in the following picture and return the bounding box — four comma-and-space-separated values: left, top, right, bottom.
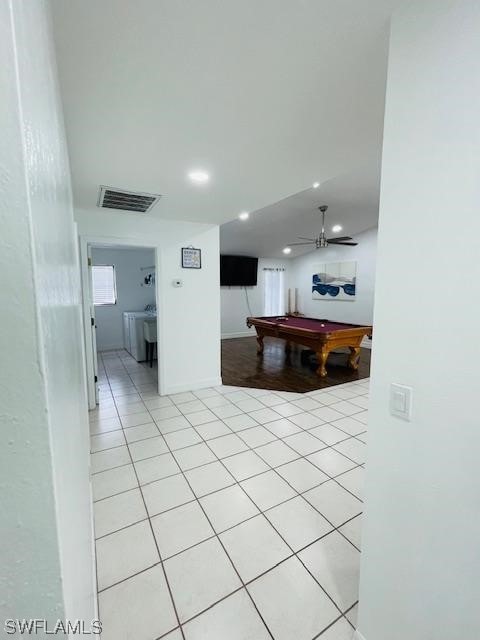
162, 377, 223, 395
97, 344, 124, 352
221, 331, 255, 339
353, 630, 366, 640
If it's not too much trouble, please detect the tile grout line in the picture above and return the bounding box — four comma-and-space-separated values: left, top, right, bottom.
91, 451, 364, 508
95, 350, 365, 635
193, 426, 352, 629
342, 601, 359, 631
226, 424, 365, 553
91, 379, 367, 430
311, 607, 357, 639
92, 427, 364, 515
92, 424, 365, 514
91, 415, 366, 477
90, 420, 366, 485
93, 482, 363, 553
95, 507, 363, 598
154, 390, 365, 452
101, 353, 186, 640
233, 421, 367, 508
148, 426, 276, 639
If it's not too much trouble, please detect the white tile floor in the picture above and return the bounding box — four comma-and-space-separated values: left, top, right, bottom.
91, 349, 368, 640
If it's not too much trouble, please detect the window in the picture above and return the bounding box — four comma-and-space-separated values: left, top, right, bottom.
264, 268, 285, 316
92, 265, 117, 305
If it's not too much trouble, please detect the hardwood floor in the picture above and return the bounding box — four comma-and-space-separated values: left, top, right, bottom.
221, 336, 371, 393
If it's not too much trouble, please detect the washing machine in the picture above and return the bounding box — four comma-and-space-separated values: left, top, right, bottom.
123, 311, 156, 362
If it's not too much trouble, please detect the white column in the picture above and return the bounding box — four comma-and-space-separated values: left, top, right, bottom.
358, 2, 480, 639
0, 0, 95, 624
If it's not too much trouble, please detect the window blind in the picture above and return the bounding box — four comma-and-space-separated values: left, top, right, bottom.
92, 265, 117, 305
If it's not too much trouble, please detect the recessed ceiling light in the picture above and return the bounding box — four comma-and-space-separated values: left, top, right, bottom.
283, 247, 292, 255
312, 182, 320, 189
332, 224, 343, 233
238, 211, 249, 221
188, 170, 210, 184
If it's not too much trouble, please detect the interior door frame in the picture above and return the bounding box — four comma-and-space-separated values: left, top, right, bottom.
79, 234, 160, 409
87, 244, 100, 406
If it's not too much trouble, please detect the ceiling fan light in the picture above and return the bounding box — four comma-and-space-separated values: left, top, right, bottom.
288, 205, 357, 252
283, 247, 292, 255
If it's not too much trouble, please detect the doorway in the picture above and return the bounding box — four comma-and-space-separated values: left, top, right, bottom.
80, 240, 159, 409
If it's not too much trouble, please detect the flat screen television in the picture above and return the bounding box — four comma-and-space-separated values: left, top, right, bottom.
220, 255, 258, 286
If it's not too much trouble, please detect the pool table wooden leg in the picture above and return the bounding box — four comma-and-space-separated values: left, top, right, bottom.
348, 346, 361, 370
316, 346, 329, 377
256, 334, 264, 354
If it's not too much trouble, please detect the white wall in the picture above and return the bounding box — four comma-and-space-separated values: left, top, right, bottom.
92, 247, 156, 351
77, 209, 221, 394
221, 258, 290, 338
0, 0, 94, 626
290, 227, 377, 327
358, 2, 480, 639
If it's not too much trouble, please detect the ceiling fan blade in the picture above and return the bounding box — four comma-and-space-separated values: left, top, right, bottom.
287, 242, 316, 246
297, 236, 316, 241
326, 236, 353, 242
328, 241, 358, 246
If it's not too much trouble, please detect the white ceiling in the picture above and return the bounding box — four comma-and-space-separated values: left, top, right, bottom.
220, 169, 379, 258
50, 0, 404, 226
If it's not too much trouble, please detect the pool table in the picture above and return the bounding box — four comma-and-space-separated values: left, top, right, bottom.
246, 315, 373, 377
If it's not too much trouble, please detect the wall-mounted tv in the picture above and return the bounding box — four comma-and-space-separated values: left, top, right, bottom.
220, 255, 258, 286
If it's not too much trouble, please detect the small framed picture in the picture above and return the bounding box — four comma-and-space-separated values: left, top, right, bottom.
181, 247, 202, 269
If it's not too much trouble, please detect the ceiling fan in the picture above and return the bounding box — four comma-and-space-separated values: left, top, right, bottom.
287, 205, 358, 249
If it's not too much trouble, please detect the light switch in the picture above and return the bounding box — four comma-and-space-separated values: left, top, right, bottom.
390, 383, 412, 421
392, 390, 406, 412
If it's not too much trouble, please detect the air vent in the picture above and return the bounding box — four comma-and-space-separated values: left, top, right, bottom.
97, 186, 161, 213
